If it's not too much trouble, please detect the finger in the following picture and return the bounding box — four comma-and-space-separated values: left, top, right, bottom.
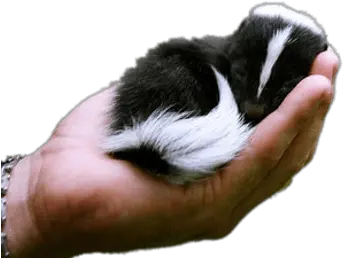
228, 101, 331, 230
273, 82, 332, 186
256, 74, 331, 161
277, 49, 338, 173
265, 74, 333, 194
273, 100, 331, 178
221, 75, 331, 197
311, 48, 340, 82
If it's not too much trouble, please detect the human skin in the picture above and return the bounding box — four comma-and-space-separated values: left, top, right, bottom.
3, 50, 339, 258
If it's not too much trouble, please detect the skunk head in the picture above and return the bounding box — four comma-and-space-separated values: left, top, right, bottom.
227, 3, 328, 124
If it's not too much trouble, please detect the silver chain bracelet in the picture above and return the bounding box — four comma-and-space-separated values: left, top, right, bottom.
1, 155, 26, 258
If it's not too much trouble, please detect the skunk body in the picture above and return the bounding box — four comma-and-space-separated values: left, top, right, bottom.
105, 39, 250, 184
103, 3, 328, 184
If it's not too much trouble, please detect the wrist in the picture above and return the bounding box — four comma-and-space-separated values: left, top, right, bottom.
3, 153, 44, 258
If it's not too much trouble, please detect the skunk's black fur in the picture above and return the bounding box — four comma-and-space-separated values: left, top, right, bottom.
103, 3, 328, 184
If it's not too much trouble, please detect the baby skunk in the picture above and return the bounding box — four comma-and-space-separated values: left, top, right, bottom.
103, 3, 328, 184
229, 4, 327, 122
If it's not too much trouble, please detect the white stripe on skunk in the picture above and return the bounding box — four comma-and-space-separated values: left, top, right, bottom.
257, 26, 293, 98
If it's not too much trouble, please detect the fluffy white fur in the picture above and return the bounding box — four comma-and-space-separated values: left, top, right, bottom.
103, 67, 253, 183
252, 3, 324, 35
257, 26, 293, 98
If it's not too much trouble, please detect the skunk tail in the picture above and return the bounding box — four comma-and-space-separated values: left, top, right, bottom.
102, 67, 253, 184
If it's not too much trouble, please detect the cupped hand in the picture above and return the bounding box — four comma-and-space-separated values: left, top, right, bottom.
6, 50, 339, 258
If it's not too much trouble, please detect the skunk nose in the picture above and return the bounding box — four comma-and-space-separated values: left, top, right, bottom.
243, 101, 265, 119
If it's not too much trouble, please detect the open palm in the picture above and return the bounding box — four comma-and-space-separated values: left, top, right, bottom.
9, 50, 338, 258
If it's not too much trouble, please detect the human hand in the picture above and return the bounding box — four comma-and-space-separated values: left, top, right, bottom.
5, 49, 339, 258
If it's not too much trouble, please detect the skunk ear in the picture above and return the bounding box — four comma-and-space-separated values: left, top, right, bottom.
225, 17, 251, 58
